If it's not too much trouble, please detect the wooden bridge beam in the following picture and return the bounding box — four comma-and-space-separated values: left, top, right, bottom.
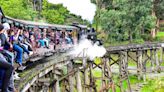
119, 51, 132, 92
150, 49, 155, 72
160, 47, 163, 63
154, 49, 161, 72
136, 50, 143, 80
101, 58, 106, 92
67, 61, 74, 92
83, 56, 89, 92
106, 57, 116, 92
55, 81, 60, 92
76, 69, 83, 92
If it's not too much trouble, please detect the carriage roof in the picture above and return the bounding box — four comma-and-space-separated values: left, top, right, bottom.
3, 16, 77, 31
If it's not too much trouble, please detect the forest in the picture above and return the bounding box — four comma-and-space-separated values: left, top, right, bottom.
92, 0, 164, 44
0, 0, 90, 25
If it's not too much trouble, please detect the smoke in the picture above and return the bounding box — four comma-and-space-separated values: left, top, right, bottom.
69, 39, 106, 60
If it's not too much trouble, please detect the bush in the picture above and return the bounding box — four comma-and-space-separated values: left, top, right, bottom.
153, 36, 164, 42
132, 39, 144, 44
141, 34, 153, 41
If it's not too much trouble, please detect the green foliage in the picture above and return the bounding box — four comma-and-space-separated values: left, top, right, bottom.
41, 0, 90, 24
154, 0, 164, 20
132, 39, 144, 44
100, 10, 128, 42
160, 24, 164, 31
142, 78, 164, 92
99, 0, 156, 42
41, 0, 67, 24
0, 0, 89, 25
0, 0, 37, 20
141, 34, 153, 41
156, 32, 164, 37
153, 32, 164, 42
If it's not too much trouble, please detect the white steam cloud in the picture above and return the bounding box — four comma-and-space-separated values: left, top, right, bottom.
69, 39, 106, 60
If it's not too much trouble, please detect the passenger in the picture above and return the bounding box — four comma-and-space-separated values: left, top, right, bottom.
55, 31, 60, 45
38, 38, 46, 48
8, 29, 26, 70
34, 28, 45, 48
61, 30, 66, 42
43, 36, 50, 48
0, 53, 14, 92
43, 28, 50, 48
65, 33, 72, 45
23, 29, 33, 52
68, 31, 74, 44
50, 31, 55, 43
0, 24, 15, 66
29, 34, 37, 52
18, 29, 33, 56
0, 24, 11, 51
3, 23, 10, 39
0, 24, 14, 92
47, 28, 52, 40
60, 30, 66, 48
50, 31, 56, 50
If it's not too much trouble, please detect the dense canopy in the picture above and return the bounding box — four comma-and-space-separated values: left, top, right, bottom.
0, 0, 89, 25
92, 0, 164, 43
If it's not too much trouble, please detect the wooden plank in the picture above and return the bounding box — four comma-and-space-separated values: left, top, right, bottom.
76, 69, 83, 92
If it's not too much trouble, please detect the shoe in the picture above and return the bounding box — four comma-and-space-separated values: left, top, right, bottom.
29, 51, 33, 56
14, 73, 20, 80
18, 66, 26, 71
14, 71, 19, 76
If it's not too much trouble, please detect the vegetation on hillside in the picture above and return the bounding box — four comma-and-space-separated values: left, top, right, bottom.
0, 0, 90, 25
92, 0, 164, 43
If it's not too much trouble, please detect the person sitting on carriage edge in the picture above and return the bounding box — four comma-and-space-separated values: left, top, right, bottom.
0, 24, 14, 92
8, 28, 26, 70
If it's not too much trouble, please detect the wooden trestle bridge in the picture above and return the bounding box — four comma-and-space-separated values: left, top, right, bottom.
16, 43, 164, 92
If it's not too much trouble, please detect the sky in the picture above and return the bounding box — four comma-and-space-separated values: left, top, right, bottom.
48, 0, 96, 22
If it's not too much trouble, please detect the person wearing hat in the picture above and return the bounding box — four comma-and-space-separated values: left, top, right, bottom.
0, 23, 11, 49
2, 23, 10, 40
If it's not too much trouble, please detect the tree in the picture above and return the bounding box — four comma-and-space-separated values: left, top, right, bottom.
151, 0, 164, 37
154, 0, 164, 20
0, 0, 37, 20
0, 0, 89, 25
99, 0, 156, 42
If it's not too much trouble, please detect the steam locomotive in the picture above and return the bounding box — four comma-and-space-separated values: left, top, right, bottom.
86, 28, 103, 46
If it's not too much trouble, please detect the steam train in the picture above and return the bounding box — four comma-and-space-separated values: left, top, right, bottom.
86, 28, 103, 46
0, 7, 103, 90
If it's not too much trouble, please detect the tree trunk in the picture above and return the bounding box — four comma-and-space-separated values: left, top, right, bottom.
129, 30, 132, 42
151, 1, 158, 38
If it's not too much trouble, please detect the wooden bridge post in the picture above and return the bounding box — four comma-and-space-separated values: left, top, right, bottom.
106, 57, 116, 92
84, 68, 89, 92
154, 49, 160, 72
88, 61, 96, 92
137, 50, 143, 80
119, 51, 131, 92
76, 69, 83, 92
82, 54, 89, 92
119, 52, 123, 92
101, 58, 106, 92
125, 51, 132, 92
143, 50, 147, 82
160, 47, 163, 63
99, 57, 115, 92
67, 61, 74, 92
150, 49, 155, 72
55, 81, 60, 92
